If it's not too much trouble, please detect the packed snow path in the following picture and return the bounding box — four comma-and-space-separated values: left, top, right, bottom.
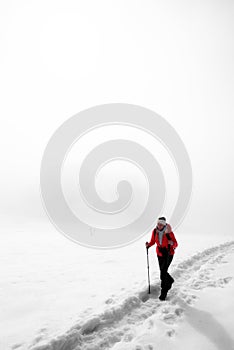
16, 240, 234, 350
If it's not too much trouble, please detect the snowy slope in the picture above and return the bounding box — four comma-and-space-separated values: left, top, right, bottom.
6, 237, 234, 350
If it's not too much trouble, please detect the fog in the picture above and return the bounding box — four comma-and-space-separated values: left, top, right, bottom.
0, 0, 233, 237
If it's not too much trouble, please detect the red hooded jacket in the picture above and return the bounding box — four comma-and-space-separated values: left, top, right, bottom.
147, 224, 178, 256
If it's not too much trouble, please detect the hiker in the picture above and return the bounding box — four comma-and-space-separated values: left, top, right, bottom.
145, 217, 178, 301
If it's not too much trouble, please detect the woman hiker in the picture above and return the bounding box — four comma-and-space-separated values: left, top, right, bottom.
145, 217, 178, 301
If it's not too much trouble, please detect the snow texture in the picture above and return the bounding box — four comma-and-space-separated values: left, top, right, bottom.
7, 240, 233, 350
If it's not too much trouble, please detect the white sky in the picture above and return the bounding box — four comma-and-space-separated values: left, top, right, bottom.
0, 0, 233, 235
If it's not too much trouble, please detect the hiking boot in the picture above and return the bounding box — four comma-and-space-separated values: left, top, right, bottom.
159, 289, 168, 301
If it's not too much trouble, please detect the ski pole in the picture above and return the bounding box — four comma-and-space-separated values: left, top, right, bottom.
146, 247, 151, 294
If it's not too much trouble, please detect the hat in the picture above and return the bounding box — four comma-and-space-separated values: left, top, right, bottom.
157, 217, 166, 226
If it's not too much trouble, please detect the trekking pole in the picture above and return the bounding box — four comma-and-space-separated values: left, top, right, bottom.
146, 247, 151, 294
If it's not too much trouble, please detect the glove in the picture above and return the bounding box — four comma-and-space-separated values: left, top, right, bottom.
145, 242, 149, 248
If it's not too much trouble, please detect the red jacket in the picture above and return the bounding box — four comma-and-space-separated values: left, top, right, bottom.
148, 224, 178, 256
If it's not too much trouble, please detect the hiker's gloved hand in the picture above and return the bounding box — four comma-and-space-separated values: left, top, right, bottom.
168, 240, 174, 245
145, 242, 150, 248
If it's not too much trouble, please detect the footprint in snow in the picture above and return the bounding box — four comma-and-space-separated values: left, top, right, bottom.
162, 307, 184, 324
105, 298, 114, 304
11, 343, 23, 350
123, 332, 134, 342
166, 328, 176, 337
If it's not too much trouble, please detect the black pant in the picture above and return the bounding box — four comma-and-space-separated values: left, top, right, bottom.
157, 249, 174, 291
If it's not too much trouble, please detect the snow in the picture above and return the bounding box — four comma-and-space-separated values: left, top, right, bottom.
1, 225, 234, 350
1, 1, 234, 349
